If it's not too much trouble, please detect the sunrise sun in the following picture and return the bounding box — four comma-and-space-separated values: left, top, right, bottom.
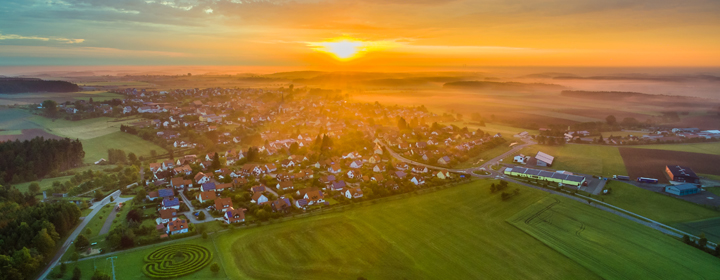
308, 37, 396, 61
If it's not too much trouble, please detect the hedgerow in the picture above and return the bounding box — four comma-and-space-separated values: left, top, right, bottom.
142, 244, 212, 278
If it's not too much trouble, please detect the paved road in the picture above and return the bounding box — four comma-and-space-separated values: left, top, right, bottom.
98, 197, 133, 235
37, 190, 123, 280
178, 190, 213, 224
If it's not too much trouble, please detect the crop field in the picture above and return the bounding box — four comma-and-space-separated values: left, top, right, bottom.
619, 148, 720, 182
508, 195, 720, 280
215, 180, 600, 280
676, 217, 720, 245
600, 181, 719, 225
71, 91, 124, 102
0, 108, 43, 130
51, 238, 226, 280
508, 144, 627, 177
0, 128, 62, 142
628, 142, 720, 156
81, 131, 167, 163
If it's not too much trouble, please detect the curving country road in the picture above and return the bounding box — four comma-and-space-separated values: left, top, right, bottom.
37, 190, 125, 280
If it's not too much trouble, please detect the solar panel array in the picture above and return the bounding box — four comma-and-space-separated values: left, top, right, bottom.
507, 167, 585, 183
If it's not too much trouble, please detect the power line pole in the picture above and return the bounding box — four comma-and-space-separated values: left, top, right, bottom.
106, 256, 117, 280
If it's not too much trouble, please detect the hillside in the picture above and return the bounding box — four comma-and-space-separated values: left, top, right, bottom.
444, 80, 564, 91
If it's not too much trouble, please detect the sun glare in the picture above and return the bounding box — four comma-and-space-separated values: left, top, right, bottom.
308, 38, 396, 61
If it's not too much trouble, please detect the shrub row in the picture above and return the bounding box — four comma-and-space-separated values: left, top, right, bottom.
142, 244, 212, 278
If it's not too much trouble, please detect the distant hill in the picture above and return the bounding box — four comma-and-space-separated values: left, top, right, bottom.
561, 90, 706, 100
443, 80, 564, 91
0, 78, 80, 94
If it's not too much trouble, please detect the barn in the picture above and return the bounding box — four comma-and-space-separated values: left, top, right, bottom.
665, 165, 700, 184
535, 151, 555, 167
665, 184, 699, 196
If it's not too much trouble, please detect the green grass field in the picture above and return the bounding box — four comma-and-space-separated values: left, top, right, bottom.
215, 180, 599, 279
601, 131, 650, 138
455, 137, 516, 168
444, 121, 540, 136
81, 131, 166, 164
508, 195, 720, 280
13, 175, 73, 193
31, 116, 141, 140
72, 91, 124, 102
0, 108, 42, 130
507, 144, 627, 177
600, 181, 720, 224
85, 204, 114, 239
51, 237, 226, 280
628, 142, 720, 155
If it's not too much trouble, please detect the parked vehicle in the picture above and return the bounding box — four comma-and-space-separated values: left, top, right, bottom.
613, 175, 630, 181
636, 177, 659, 184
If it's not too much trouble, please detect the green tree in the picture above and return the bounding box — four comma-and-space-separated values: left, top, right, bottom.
91, 270, 111, 280
71, 252, 79, 262
28, 182, 40, 194
150, 150, 158, 157
60, 262, 67, 275
72, 267, 81, 280
42, 100, 58, 117
202, 232, 208, 240
94, 190, 104, 201
75, 234, 90, 249
606, 115, 617, 125
210, 263, 220, 274
128, 152, 138, 163
33, 228, 56, 256
198, 211, 206, 220
211, 153, 221, 169
699, 232, 708, 248
86, 228, 92, 235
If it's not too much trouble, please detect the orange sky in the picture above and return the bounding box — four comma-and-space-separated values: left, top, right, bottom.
1, 0, 720, 67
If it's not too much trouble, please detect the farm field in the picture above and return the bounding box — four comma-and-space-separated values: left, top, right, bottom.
628, 142, 720, 155
71, 91, 124, 102
51, 237, 227, 280
618, 148, 720, 182
0, 108, 43, 131
444, 121, 540, 135
216, 179, 599, 280
507, 144, 627, 177
525, 110, 603, 123
600, 181, 720, 225
675, 217, 720, 245
508, 195, 720, 280
81, 131, 167, 164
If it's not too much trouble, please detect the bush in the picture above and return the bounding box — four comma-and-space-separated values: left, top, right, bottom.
142, 244, 212, 278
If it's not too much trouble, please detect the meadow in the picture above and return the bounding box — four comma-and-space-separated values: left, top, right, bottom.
216, 179, 598, 280
600, 181, 720, 225
508, 195, 720, 280
628, 142, 720, 155
507, 144, 627, 177
13, 175, 73, 193
80, 131, 167, 164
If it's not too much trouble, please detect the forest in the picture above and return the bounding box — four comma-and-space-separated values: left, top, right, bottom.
0, 78, 80, 94
0, 183, 82, 280
0, 137, 85, 184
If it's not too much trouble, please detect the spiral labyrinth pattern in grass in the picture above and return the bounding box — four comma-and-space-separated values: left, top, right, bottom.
142, 244, 213, 278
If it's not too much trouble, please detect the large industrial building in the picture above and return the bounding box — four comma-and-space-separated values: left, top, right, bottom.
535, 151, 554, 167
665, 184, 700, 196
504, 167, 586, 187
665, 165, 700, 184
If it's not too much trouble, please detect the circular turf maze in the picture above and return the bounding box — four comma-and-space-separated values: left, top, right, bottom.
142, 244, 213, 278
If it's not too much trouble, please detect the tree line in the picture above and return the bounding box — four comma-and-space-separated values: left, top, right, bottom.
0, 184, 82, 279
0, 137, 84, 184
